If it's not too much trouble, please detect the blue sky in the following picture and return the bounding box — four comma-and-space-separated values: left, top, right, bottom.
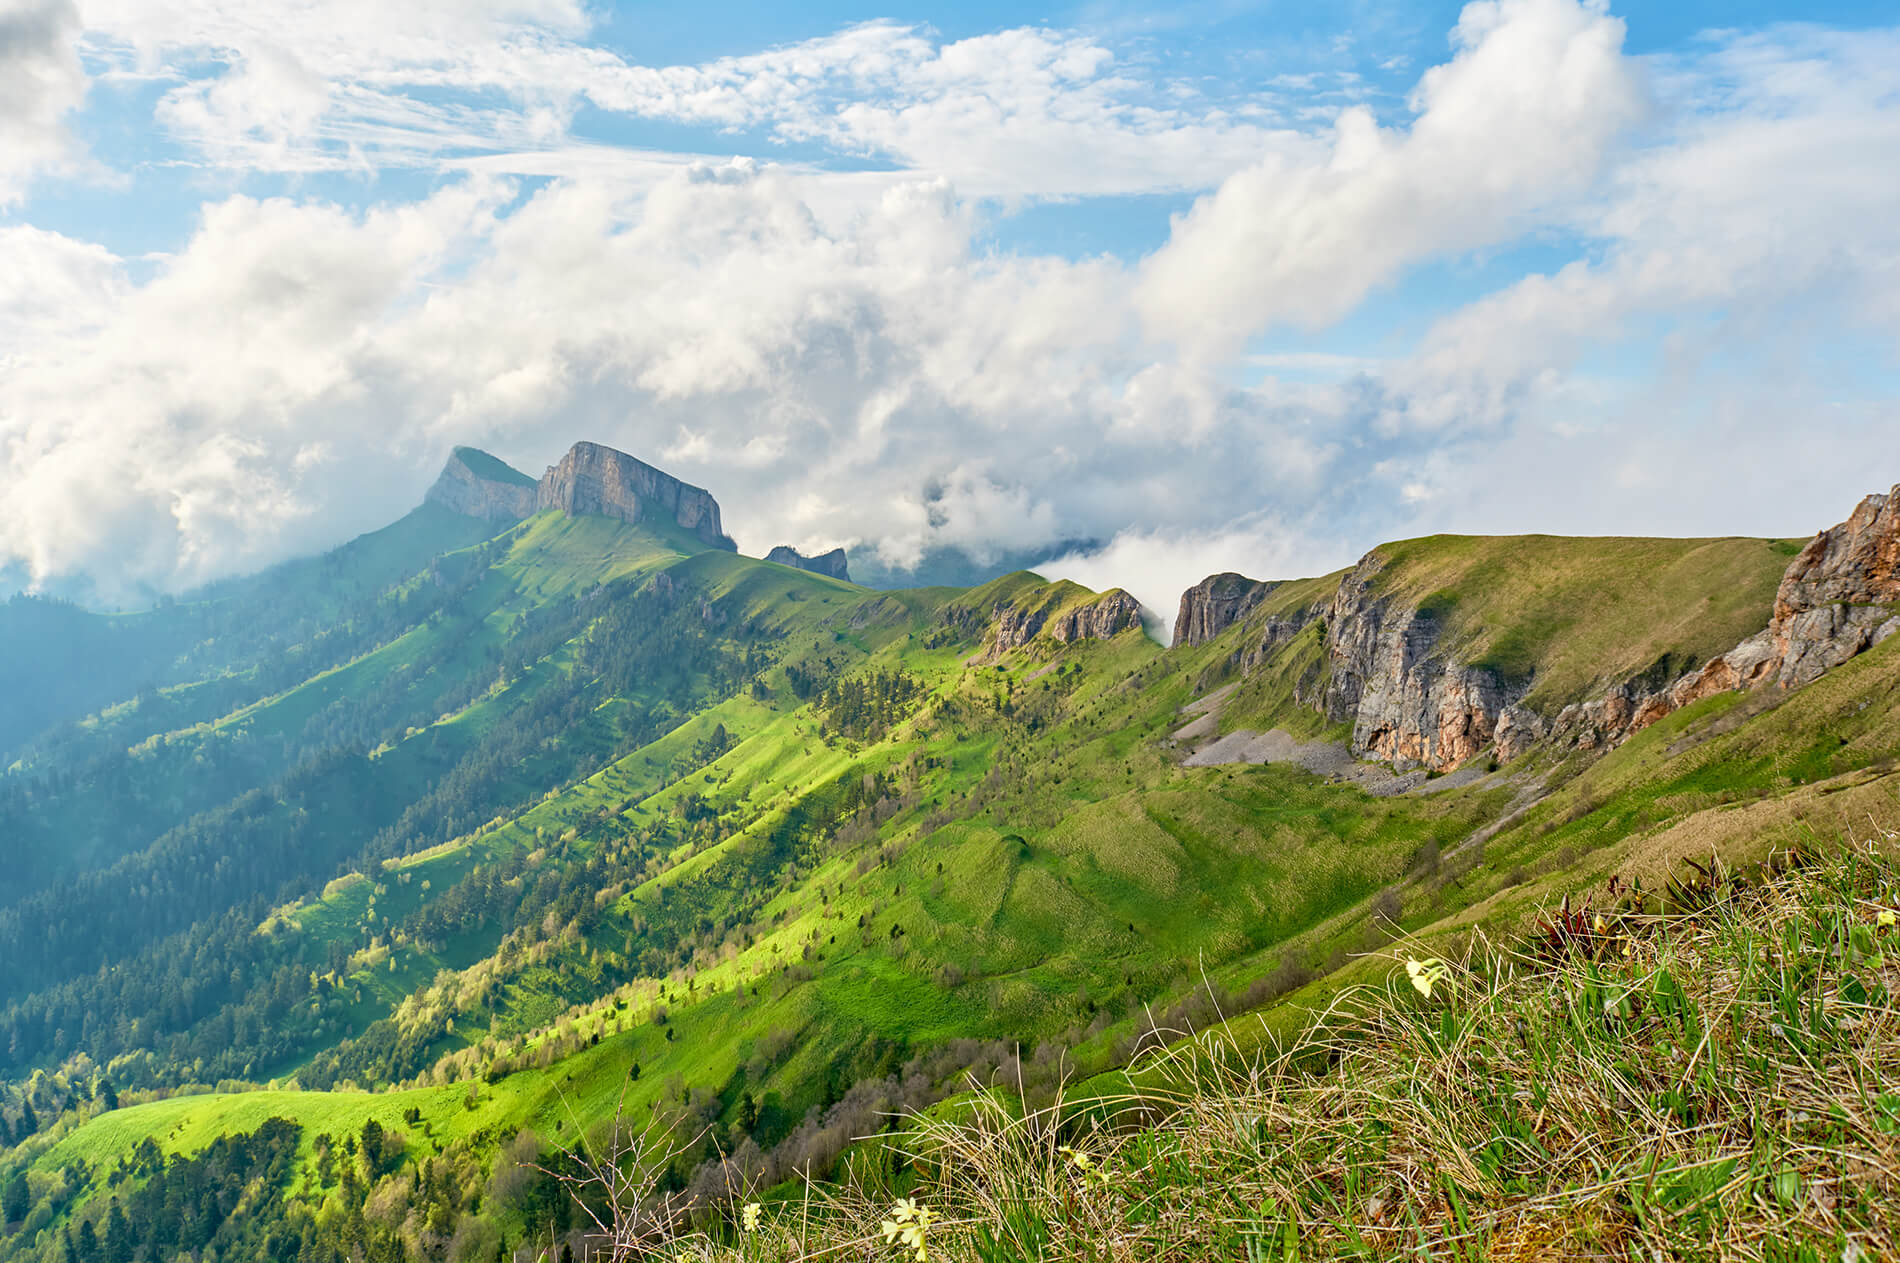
1, 0, 1897, 617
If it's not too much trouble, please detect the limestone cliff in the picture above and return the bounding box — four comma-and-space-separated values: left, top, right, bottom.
1312, 555, 1516, 770
424, 447, 538, 521
536, 442, 735, 550
978, 588, 1143, 657
766, 545, 851, 582
1173, 573, 1273, 646
1593, 482, 1900, 738
1182, 481, 1900, 773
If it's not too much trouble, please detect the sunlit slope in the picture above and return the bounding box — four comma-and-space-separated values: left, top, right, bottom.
24, 557, 1518, 1216
1205, 534, 1801, 738
18, 525, 1895, 1254
1349, 533, 1800, 707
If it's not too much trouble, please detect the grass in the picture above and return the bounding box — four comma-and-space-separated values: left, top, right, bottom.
9, 512, 1892, 1262
1361, 534, 1801, 710
614, 837, 1900, 1262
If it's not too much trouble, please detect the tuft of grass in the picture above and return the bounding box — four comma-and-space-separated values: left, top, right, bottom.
651, 839, 1900, 1262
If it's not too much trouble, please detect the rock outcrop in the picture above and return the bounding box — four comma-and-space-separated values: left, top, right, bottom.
987, 589, 1143, 655
425, 441, 735, 550
766, 545, 850, 582
1313, 554, 1517, 771
536, 442, 735, 550
1767, 486, 1900, 685
1184, 481, 1900, 774
1554, 483, 1900, 746
1173, 573, 1273, 646
424, 447, 538, 521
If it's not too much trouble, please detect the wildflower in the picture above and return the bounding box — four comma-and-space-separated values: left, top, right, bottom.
880, 1198, 934, 1261
1059, 1144, 1094, 1171
1405, 957, 1450, 999
1591, 913, 1609, 936
741, 1202, 762, 1232
1878, 909, 1896, 929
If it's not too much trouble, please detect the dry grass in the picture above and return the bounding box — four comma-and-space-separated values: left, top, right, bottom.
562, 834, 1900, 1263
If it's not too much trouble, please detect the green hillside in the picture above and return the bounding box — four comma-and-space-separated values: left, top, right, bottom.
1, 480, 1894, 1263
1352, 533, 1800, 709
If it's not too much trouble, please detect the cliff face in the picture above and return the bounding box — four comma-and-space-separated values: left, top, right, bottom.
536, 442, 735, 550
1769, 486, 1900, 685
1173, 573, 1273, 646
424, 447, 538, 521
987, 589, 1143, 655
1189, 482, 1900, 773
424, 442, 734, 550
766, 545, 850, 582
1314, 555, 1516, 770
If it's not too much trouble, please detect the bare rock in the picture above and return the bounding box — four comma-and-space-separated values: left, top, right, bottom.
537, 441, 735, 550
986, 588, 1143, 656
1173, 572, 1272, 646
424, 447, 537, 521
766, 545, 850, 581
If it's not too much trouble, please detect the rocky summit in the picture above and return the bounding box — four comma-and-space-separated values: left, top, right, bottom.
536, 442, 734, 550
423, 446, 538, 521
766, 545, 851, 581
425, 440, 736, 550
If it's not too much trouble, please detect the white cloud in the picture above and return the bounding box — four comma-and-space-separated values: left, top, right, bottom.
0, 0, 87, 203
1038, 519, 1358, 644
69, 4, 1297, 200
1138, 0, 1646, 358
1, 1, 1896, 627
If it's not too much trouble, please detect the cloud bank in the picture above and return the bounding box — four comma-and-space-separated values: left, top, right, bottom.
0, 0, 1896, 629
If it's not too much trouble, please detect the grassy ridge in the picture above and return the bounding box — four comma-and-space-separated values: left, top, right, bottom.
1364, 534, 1801, 709
6, 508, 1896, 1263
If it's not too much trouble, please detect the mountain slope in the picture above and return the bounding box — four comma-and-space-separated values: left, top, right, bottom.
2, 457, 1896, 1263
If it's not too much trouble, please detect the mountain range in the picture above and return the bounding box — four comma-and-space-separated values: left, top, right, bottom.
0, 441, 1895, 1262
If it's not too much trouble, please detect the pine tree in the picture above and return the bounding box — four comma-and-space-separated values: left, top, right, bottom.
17, 1099, 36, 1137
104, 1202, 132, 1263
2, 1171, 29, 1224
97, 1077, 118, 1112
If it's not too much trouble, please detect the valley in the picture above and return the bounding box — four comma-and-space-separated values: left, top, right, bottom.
2, 444, 1897, 1262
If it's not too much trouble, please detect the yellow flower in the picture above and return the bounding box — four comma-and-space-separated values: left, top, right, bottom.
880, 1198, 933, 1261
1405, 957, 1450, 999
1878, 909, 1896, 929
1059, 1144, 1094, 1171
741, 1202, 762, 1232
1591, 913, 1609, 936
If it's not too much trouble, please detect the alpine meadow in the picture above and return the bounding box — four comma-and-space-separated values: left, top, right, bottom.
3, 0, 1900, 1260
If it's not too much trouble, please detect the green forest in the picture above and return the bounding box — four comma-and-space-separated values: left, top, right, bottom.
3, 454, 1898, 1262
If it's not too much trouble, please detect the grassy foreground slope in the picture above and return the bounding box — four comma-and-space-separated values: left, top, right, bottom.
4, 503, 1897, 1262
714, 841, 1900, 1262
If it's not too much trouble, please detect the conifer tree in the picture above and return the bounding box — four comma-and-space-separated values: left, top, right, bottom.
2, 1171, 28, 1225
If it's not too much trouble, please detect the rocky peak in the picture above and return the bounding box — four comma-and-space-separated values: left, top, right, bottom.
1173, 572, 1273, 646
766, 545, 850, 582
1767, 485, 1900, 686
1194, 481, 1900, 774
424, 447, 538, 521
536, 442, 735, 551
988, 588, 1143, 656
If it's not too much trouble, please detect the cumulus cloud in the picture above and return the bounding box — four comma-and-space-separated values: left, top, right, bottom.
1138, 0, 1646, 359
0, 0, 87, 203
73, 1, 1295, 200
0, 0, 1896, 625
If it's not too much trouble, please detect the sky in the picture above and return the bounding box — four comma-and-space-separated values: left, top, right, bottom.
1, 0, 1897, 628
